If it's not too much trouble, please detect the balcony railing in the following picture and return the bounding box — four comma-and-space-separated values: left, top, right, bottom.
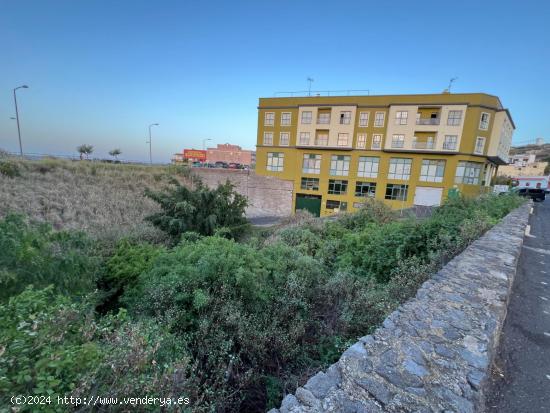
371, 143, 381, 149
412, 141, 435, 149
416, 118, 440, 125
391, 141, 405, 148
442, 142, 457, 150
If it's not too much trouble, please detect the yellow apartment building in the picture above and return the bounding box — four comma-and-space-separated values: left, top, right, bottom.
255, 92, 515, 216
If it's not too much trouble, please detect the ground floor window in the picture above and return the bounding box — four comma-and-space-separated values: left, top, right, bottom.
300, 177, 319, 191
355, 181, 376, 197
455, 161, 482, 185
326, 200, 347, 211
385, 184, 408, 200
266, 152, 284, 172
420, 159, 446, 183
328, 179, 348, 195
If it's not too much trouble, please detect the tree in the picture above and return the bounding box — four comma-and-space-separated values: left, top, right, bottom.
109, 148, 122, 161
77, 144, 94, 160
145, 178, 248, 239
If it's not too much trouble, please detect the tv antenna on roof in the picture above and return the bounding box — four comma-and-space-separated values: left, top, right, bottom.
447, 77, 458, 93
307, 77, 314, 96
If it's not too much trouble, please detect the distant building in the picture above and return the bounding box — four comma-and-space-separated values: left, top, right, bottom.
536, 137, 545, 145
508, 153, 536, 166
206, 144, 255, 166
498, 153, 547, 177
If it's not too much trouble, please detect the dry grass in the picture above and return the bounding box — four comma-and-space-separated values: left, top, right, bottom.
0, 158, 192, 243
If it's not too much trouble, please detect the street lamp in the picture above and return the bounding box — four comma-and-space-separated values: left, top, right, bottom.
202, 138, 212, 150
147, 123, 159, 164
13, 85, 29, 156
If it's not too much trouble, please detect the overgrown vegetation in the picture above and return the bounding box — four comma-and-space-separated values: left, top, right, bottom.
0, 179, 524, 412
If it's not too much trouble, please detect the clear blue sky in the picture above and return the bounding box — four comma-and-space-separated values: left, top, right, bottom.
1, 0, 549, 162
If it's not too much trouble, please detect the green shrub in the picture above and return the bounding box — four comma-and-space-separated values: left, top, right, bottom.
0, 160, 21, 178
0, 214, 100, 302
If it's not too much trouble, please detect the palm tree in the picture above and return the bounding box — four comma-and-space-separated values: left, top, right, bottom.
77, 144, 94, 160
109, 148, 122, 161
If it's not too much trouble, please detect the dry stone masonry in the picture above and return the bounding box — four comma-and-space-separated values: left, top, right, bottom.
270, 203, 530, 413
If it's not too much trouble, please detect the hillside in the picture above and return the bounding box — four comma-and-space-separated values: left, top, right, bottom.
509, 143, 550, 161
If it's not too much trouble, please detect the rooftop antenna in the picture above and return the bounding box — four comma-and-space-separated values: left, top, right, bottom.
307, 77, 314, 96
447, 77, 458, 93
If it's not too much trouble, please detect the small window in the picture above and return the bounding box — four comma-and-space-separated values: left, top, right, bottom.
302, 154, 321, 174
372, 134, 382, 149
479, 112, 490, 130
340, 111, 351, 125
420, 159, 446, 183
385, 184, 409, 200
330, 155, 351, 176
359, 112, 369, 127
374, 112, 385, 127
263, 132, 273, 145
355, 181, 376, 198
337, 133, 349, 146
281, 112, 292, 126
474, 137, 486, 154
443, 135, 457, 150
395, 111, 408, 125
328, 179, 348, 195
299, 132, 310, 145
315, 132, 329, 146
264, 112, 275, 126
300, 177, 319, 191
447, 110, 462, 126
388, 158, 412, 180
266, 152, 284, 172
317, 112, 331, 124
301, 111, 312, 124
326, 200, 347, 211
391, 134, 405, 148
279, 132, 290, 146
356, 134, 367, 149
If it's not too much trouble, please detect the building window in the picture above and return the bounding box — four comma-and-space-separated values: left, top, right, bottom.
267, 152, 284, 172
447, 110, 462, 126
328, 179, 348, 195
281, 112, 292, 126
391, 134, 405, 148
265, 112, 275, 126
388, 158, 412, 180
395, 111, 408, 125
385, 184, 409, 200
337, 133, 349, 146
300, 177, 319, 191
330, 155, 351, 176
263, 132, 273, 145
326, 200, 347, 211
359, 112, 369, 127
356, 134, 367, 149
301, 111, 312, 124
474, 137, 486, 154
420, 159, 446, 183
372, 134, 382, 149
302, 154, 321, 174
357, 156, 379, 178
315, 132, 329, 146
455, 161, 482, 185
355, 181, 376, 197
280, 132, 290, 146
374, 112, 385, 127
299, 132, 310, 145
339, 111, 351, 124
443, 135, 457, 150
317, 112, 331, 124
479, 112, 490, 130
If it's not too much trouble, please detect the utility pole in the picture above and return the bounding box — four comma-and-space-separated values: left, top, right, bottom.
147, 123, 159, 164
13, 85, 29, 156
307, 77, 314, 96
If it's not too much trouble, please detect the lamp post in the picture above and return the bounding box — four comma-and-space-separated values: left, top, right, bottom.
202, 138, 212, 150
147, 123, 159, 164
13, 85, 29, 156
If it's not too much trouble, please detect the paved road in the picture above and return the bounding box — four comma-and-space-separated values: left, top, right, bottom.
486, 200, 550, 412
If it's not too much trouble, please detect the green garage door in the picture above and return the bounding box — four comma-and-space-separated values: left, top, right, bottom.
295, 194, 322, 217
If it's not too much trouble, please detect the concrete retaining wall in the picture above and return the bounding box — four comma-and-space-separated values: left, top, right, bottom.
192, 169, 293, 218
271, 203, 530, 413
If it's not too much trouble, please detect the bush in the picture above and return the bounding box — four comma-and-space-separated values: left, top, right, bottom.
0, 214, 100, 302
0, 160, 21, 178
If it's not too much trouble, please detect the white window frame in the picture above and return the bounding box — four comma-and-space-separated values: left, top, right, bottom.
279, 132, 290, 146
267, 152, 284, 172
299, 132, 310, 146
264, 112, 275, 126
263, 131, 273, 145
479, 112, 490, 130
455, 161, 482, 185
474, 136, 486, 154
337, 133, 349, 146
359, 112, 369, 127
315, 132, 328, 146
391, 134, 405, 148
388, 158, 412, 180
281, 112, 292, 126
443, 135, 458, 150
357, 156, 379, 178
317, 112, 331, 124
339, 111, 351, 125
395, 111, 408, 125
356, 133, 367, 149
301, 111, 312, 124
447, 110, 462, 126
374, 112, 385, 127
420, 159, 446, 183
371, 134, 382, 149
302, 153, 321, 174
330, 155, 351, 176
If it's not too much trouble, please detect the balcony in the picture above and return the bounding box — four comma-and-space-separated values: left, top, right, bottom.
442, 142, 457, 150
412, 141, 435, 150
391, 141, 405, 148
416, 118, 440, 125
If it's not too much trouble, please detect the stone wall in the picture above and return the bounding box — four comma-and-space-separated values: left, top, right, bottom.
271, 203, 530, 413
191, 169, 293, 218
